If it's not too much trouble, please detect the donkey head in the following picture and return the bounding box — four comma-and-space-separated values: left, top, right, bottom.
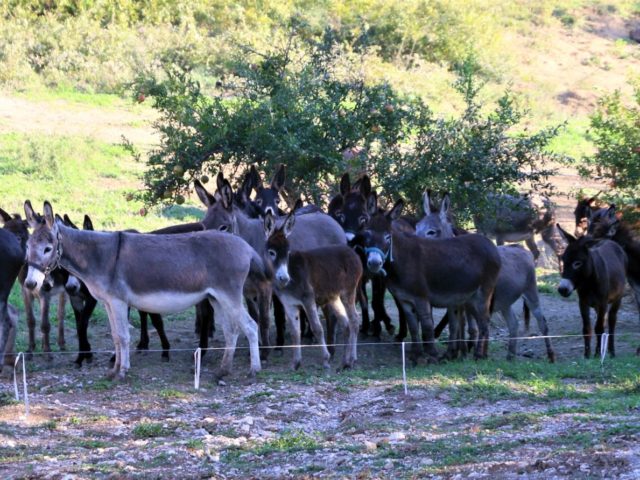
264, 210, 296, 287
0, 207, 30, 248
254, 164, 285, 217
195, 175, 238, 233
556, 224, 597, 297
359, 199, 403, 275
573, 193, 601, 237
415, 190, 454, 239
328, 173, 377, 243
587, 204, 620, 239
23, 200, 62, 291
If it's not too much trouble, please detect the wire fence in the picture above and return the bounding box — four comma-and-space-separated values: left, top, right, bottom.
5, 330, 634, 421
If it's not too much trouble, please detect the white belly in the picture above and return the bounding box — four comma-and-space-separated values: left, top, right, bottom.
127, 291, 208, 314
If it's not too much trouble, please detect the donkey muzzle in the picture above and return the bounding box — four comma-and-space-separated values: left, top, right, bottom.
24, 266, 45, 291
557, 278, 574, 297
275, 265, 291, 288
366, 252, 384, 274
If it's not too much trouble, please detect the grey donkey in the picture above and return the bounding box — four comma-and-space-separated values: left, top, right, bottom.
24, 201, 264, 382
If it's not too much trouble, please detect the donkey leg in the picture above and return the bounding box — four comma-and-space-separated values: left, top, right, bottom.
39, 294, 52, 359
441, 307, 461, 361
321, 305, 336, 357
110, 300, 131, 381
149, 313, 170, 362
398, 300, 422, 364
304, 300, 331, 370
579, 299, 592, 359
503, 306, 518, 361
371, 276, 393, 336
628, 279, 640, 355
282, 303, 303, 370
523, 293, 555, 363
234, 306, 261, 378
332, 297, 356, 370
256, 288, 273, 362
525, 236, 540, 263
209, 297, 239, 381
357, 278, 370, 336
3, 306, 17, 370
72, 296, 95, 366
345, 295, 361, 367
273, 295, 286, 349
22, 288, 36, 356
594, 305, 606, 358
137, 310, 150, 351
103, 301, 121, 380
56, 292, 66, 350
607, 300, 621, 358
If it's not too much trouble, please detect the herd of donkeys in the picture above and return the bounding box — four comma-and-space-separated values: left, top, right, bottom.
0, 165, 638, 383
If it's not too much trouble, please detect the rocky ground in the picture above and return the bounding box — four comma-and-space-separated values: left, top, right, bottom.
1, 284, 640, 479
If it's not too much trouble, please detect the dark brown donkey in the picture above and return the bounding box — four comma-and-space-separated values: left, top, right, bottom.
3, 207, 68, 359
586, 205, 640, 353
24, 201, 263, 381
327, 173, 396, 337
0, 211, 25, 371
557, 226, 627, 358
416, 191, 555, 362
264, 211, 362, 370
361, 199, 501, 362
573, 193, 606, 237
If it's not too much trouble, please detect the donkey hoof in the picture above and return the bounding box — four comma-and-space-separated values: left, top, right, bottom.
385, 324, 396, 335
105, 369, 117, 380
292, 361, 301, 371
58, 345, 66, 352
213, 368, 229, 382
548, 352, 556, 363
161, 355, 170, 363
636, 346, 640, 356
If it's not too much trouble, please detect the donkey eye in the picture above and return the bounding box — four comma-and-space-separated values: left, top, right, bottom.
337, 213, 345, 223
268, 249, 277, 260
359, 215, 369, 226
572, 261, 582, 270
219, 225, 229, 232
427, 229, 439, 237
44, 246, 52, 254
384, 234, 391, 243
256, 199, 263, 206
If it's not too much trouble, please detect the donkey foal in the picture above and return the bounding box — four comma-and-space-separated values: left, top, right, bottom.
264, 212, 362, 371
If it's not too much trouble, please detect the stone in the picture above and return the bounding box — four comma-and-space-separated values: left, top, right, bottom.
364, 440, 377, 452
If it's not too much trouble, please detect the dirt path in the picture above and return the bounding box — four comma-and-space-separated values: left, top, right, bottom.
0, 93, 158, 149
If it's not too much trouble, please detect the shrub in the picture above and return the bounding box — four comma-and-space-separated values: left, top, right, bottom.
580, 83, 640, 217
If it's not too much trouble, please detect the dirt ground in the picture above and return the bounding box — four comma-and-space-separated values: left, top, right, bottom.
1, 283, 639, 479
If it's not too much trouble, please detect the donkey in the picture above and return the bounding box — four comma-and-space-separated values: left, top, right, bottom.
362, 199, 501, 362
2, 207, 68, 359
24, 201, 263, 381
557, 226, 627, 358
586, 205, 640, 353
0, 212, 25, 371
474, 193, 565, 268
194, 176, 346, 353
264, 211, 362, 370
327, 173, 397, 338
253, 164, 286, 217
62, 214, 172, 365
416, 191, 555, 362
573, 193, 606, 238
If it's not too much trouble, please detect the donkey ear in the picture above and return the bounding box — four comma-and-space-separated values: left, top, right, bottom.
240, 169, 256, 200
605, 204, 617, 220
263, 211, 277, 238
83, 215, 94, 231
440, 192, 451, 218
422, 190, 433, 215
194, 179, 216, 207
251, 165, 262, 189
359, 175, 371, 198
339, 173, 351, 197
43, 201, 55, 228
367, 190, 378, 215
63, 214, 78, 229
271, 164, 286, 191
556, 223, 576, 245
0, 207, 12, 224
216, 172, 226, 193
283, 211, 296, 237
220, 180, 234, 210
24, 200, 39, 228
388, 199, 404, 221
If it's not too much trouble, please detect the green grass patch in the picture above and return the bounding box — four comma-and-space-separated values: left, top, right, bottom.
77, 439, 108, 449
252, 430, 320, 455
132, 421, 168, 439
158, 388, 187, 399
481, 412, 542, 430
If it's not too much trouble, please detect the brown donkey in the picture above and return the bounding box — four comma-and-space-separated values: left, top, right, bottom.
557, 226, 627, 358
361, 199, 501, 362
264, 211, 362, 370
2, 207, 68, 359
